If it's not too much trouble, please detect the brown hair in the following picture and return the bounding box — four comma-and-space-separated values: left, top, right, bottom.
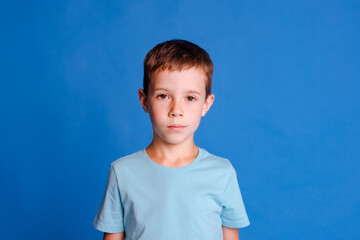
143, 39, 213, 99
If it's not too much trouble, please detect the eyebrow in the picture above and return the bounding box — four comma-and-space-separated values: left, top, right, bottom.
153, 88, 201, 95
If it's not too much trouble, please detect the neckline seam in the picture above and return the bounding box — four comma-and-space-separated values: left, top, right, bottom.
139, 148, 203, 173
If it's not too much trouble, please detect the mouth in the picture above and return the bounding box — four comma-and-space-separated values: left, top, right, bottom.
167, 125, 186, 131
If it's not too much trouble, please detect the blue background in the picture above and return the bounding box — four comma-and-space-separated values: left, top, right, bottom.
1, 0, 359, 239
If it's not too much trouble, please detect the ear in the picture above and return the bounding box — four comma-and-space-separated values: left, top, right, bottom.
138, 89, 149, 113
201, 94, 215, 116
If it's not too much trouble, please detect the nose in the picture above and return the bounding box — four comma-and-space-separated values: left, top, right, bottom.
169, 100, 183, 118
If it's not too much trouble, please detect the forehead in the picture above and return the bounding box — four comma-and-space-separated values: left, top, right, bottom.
149, 68, 207, 92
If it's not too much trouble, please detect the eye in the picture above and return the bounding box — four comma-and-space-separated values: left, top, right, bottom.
186, 96, 196, 102
157, 94, 168, 99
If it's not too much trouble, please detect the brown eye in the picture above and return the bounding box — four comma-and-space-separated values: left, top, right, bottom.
158, 94, 168, 99
186, 96, 196, 101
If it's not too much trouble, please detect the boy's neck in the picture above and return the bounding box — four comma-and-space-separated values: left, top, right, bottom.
145, 138, 199, 168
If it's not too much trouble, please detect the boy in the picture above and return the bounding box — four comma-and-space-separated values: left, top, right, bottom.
93, 39, 250, 240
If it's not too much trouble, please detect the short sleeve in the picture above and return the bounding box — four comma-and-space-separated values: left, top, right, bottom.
220, 163, 250, 228
93, 164, 125, 233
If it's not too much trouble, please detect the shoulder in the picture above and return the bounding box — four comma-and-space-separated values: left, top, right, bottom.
110, 150, 143, 171
200, 148, 235, 173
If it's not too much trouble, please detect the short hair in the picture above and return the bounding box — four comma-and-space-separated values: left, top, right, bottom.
143, 39, 213, 99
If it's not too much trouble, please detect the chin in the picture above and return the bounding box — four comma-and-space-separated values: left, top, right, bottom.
163, 139, 187, 145
160, 136, 192, 145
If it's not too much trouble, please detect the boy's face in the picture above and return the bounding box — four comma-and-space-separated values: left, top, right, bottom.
139, 67, 215, 146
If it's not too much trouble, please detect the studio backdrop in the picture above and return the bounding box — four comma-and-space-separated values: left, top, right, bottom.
0, 1, 359, 239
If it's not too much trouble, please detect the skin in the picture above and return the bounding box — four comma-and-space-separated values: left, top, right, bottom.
222, 225, 240, 240
103, 232, 124, 240
103, 67, 239, 240
139, 67, 214, 165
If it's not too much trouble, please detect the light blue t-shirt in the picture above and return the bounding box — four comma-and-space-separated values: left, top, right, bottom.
93, 148, 250, 239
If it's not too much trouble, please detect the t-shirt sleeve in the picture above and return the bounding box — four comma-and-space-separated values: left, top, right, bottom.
220, 162, 250, 228
93, 164, 125, 233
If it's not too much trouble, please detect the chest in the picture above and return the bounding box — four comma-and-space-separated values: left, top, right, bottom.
119, 170, 224, 220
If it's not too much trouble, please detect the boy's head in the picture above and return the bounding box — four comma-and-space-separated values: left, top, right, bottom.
138, 39, 215, 146
143, 39, 213, 100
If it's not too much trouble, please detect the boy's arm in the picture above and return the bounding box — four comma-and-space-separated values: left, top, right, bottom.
103, 232, 125, 240
222, 225, 239, 240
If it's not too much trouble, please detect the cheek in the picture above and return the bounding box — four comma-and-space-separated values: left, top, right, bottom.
189, 115, 202, 133
187, 106, 203, 124
148, 103, 166, 124
189, 103, 205, 115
